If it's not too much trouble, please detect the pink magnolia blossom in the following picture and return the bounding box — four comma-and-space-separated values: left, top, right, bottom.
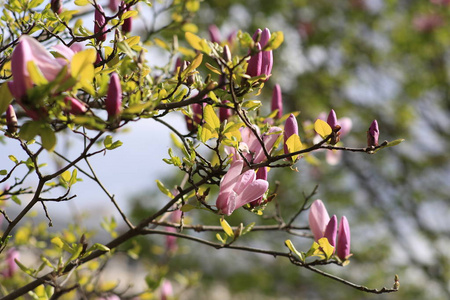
208, 24, 221, 43
122, 6, 133, 33
94, 4, 107, 42
271, 84, 283, 119
2, 248, 19, 278
161, 280, 173, 300
283, 114, 298, 157
216, 160, 269, 216
226, 126, 281, 164
106, 72, 122, 119
165, 209, 182, 253
309, 199, 331, 241
367, 119, 379, 147
250, 166, 268, 207
324, 215, 337, 247
64, 97, 87, 115
337, 216, 351, 260
8, 35, 69, 100
246, 42, 262, 77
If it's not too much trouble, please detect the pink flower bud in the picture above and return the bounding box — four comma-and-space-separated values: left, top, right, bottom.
324, 215, 337, 248
253, 126, 282, 163
122, 7, 132, 33
219, 100, 232, 123
94, 5, 107, 42
367, 119, 379, 147
51, 0, 62, 14
283, 114, 298, 156
109, 0, 120, 11
260, 28, 273, 77
246, 43, 262, 77
309, 199, 330, 242
64, 97, 87, 115
337, 216, 351, 260
208, 24, 221, 43
161, 280, 173, 300
6, 105, 18, 133
271, 84, 283, 119
106, 72, 122, 118
327, 109, 338, 129
3, 248, 19, 278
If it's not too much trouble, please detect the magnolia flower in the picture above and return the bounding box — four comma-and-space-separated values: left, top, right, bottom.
109, 0, 120, 11
64, 97, 87, 115
309, 199, 331, 241
250, 166, 268, 207
8, 35, 70, 100
122, 7, 132, 33
284, 114, 298, 156
106, 72, 122, 119
337, 216, 351, 260
161, 280, 173, 300
94, 4, 107, 42
165, 209, 182, 253
51, 0, 62, 14
324, 215, 337, 247
226, 126, 281, 164
208, 24, 221, 43
367, 119, 379, 147
216, 160, 269, 216
271, 84, 283, 119
2, 248, 19, 278
247, 28, 273, 78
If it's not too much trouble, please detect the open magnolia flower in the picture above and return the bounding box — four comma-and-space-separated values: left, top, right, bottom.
216, 160, 269, 216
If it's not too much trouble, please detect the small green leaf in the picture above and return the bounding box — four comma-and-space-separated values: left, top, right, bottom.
241, 222, 255, 236
0, 83, 13, 116
265, 31, 284, 51
285, 239, 305, 261
0, 169, 7, 175
318, 237, 334, 260
61, 170, 71, 183
286, 134, 303, 160
216, 233, 227, 244
180, 204, 196, 212
156, 180, 173, 198
8, 155, 18, 164
220, 218, 234, 237
314, 119, 332, 139
185, 32, 211, 54
39, 124, 56, 151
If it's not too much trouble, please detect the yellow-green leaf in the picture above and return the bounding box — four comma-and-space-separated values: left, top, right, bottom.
0, 83, 12, 116
203, 104, 220, 130
61, 170, 71, 182
285, 239, 304, 261
156, 180, 173, 198
122, 10, 138, 20
74, 0, 90, 5
265, 31, 284, 51
318, 237, 334, 260
71, 48, 96, 80
153, 38, 170, 50
220, 218, 234, 237
286, 134, 303, 161
314, 119, 332, 139
27, 61, 48, 85
185, 32, 211, 54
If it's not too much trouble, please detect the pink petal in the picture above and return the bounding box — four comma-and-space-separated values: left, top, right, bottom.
233, 170, 256, 195
234, 179, 268, 209
309, 199, 331, 241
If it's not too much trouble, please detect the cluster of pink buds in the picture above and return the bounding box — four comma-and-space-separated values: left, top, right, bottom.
246, 28, 273, 79
309, 199, 351, 261
216, 160, 269, 216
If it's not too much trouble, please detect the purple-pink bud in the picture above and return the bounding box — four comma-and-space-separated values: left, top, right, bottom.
51, 0, 62, 14
246, 43, 262, 77
208, 24, 221, 43
161, 280, 173, 300
94, 5, 107, 42
219, 100, 232, 123
6, 105, 18, 133
252, 29, 262, 42
367, 119, 379, 147
324, 215, 337, 248
327, 109, 338, 129
283, 114, 298, 155
64, 97, 87, 115
109, 0, 120, 11
309, 199, 330, 242
260, 28, 273, 77
106, 72, 122, 118
3, 248, 19, 278
250, 167, 268, 207
271, 84, 283, 119
122, 7, 132, 33
337, 216, 351, 260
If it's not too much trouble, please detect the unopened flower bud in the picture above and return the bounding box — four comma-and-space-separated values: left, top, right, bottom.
109, 0, 120, 11
208, 24, 221, 43
337, 216, 351, 260
367, 119, 379, 147
106, 72, 122, 119
64, 97, 87, 115
51, 0, 62, 14
327, 109, 341, 145
122, 8, 132, 33
324, 215, 337, 248
94, 4, 107, 42
271, 84, 283, 119
223, 44, 232, 63
6, 105, 18, 133
283, 114, 298, 156
219, 100, 232, 123
246, 43, 262, 77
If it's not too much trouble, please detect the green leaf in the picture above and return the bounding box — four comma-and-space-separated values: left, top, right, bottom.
185, 32, 211, 54
265, 31, 284, 51
19, 121, 40, 141
241, 222, 255, 236
0, 83, 13, 116
89, 243, 110, 252
156, 180, 173, 198
0, 169, 7, 175
180, 204, 196, 212
61, 170, 71, 183
27, 61, 48, 85
216, 233, 227, 244
314, 119, 332, 139
14, 259, 35, 276
373, 139, 405, 153
69, 169, 78, 186
285, 239, 305, 261
8, 155, 18, 164
39, 124, 56, 151
74, 0, 90, 5
220, 218, 234, 237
